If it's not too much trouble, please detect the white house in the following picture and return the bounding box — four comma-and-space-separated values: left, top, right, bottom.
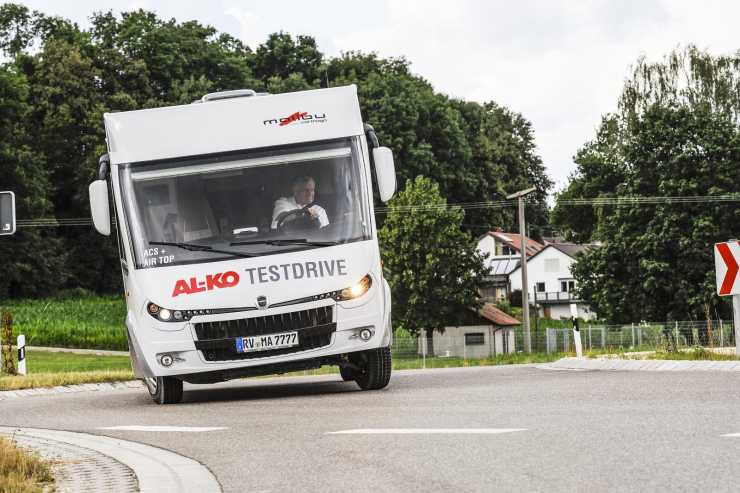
476, 230, 544, 301
509, 243, 598, 320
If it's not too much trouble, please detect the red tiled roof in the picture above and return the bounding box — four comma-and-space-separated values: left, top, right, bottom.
477, 303, 521, 326
489, 231, 544, 257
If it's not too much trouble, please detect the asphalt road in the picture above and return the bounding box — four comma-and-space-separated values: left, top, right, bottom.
3, 365, 740, 492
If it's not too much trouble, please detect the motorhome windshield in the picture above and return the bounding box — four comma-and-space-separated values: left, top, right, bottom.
120, 139, 371, 269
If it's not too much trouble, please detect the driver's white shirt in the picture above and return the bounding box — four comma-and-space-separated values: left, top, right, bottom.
271, 196, 329, 229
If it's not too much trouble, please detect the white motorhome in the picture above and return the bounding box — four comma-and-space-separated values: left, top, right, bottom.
88, 86, 396, 404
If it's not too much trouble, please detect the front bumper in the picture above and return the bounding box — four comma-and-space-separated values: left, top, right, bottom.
127, 279, 392, 380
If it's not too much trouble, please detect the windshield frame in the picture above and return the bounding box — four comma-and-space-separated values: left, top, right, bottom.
119, 137, 372, 270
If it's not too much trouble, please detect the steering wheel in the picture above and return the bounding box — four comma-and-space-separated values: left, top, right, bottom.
276, 203, 320, 232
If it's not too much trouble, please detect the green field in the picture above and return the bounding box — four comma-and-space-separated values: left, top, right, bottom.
0, 296, 128, 350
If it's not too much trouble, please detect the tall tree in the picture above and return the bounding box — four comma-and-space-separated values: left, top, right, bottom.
554, 45, 740, 322
0, 66, 66, 297
379, 176, 489, 354
0, 4, 552, 297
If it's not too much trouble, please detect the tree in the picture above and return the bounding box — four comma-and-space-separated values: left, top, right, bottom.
569, 105, 740, 322
553, 46, 740, 322
379, 176, 489, 354
0, 65, 66, 297
0, 4, 552, 297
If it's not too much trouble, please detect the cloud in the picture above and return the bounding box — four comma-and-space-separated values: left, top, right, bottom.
332, 0, 739, 189
223, 6, 266, 50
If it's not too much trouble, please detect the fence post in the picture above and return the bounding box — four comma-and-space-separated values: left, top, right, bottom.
631, 323, 635, 348
720, 319, 724, 348
638, 326, 643, 347
1, 310, 15, 375
588, 326, 592, 350
601, 327, 606, 348
675, 321, 680, 349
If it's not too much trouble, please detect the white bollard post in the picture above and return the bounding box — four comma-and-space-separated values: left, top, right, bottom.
675, 321, 680, 349
17, 334, 26, 376
570, 303, 583, 358
422, 332, 426, 369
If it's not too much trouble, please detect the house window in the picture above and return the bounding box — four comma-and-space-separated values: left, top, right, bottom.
561, 280, 575, 292
465, 333, 485, 345
502, 245, 515, 256
536, 282, 546, 292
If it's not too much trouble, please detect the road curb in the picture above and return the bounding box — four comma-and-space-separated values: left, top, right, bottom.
541, 357, 740, 372
0, 380, 142, 401
0, 427, 222, 493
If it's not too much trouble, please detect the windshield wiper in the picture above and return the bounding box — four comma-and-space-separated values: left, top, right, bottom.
149, 241, 258, 258
230, 238, 340, 247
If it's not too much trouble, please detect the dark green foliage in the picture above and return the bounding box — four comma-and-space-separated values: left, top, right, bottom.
0, 4, 550, 297
379, 176, 489, 336
554, 46, 740, 322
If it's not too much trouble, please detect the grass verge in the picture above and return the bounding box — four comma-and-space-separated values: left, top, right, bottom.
284, 352, 565, 377
0, 436, 54, 493
639, 348, 739, 361
0, 350, 134, 391
587, 347, 739, 361
0, 370, 135, 392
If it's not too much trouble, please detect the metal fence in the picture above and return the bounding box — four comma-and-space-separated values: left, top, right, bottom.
390, 333, 523, 369
542, 320, 736, 354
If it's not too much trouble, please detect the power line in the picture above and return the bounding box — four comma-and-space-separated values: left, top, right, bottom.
555, 194, 740, 206
11, 194, 740, 228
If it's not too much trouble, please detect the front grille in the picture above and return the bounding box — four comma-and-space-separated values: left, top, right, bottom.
193, 306, 335, 362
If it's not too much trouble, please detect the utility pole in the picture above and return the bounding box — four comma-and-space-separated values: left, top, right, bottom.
507, 187, 536, 353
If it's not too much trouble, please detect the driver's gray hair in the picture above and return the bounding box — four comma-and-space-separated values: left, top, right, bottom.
291, 175, 315, 189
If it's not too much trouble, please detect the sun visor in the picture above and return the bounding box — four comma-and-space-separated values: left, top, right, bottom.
104, 85, 364, 165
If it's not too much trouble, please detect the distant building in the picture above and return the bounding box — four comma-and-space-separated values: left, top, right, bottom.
476, 229, 544, 301
419, 303, 520, 357
509, 243, 598, 320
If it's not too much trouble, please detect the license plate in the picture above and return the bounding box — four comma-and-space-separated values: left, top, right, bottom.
235, 331, 299, 353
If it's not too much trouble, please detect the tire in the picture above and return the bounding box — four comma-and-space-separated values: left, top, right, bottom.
339, 366, 356, 381
354, 347, 392, 390
145, 376, 183, 404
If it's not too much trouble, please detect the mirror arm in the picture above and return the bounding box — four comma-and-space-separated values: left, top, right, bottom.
364, 124, 379, 149
98, 154, 110, 181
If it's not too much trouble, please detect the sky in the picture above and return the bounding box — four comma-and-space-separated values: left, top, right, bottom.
14, 0, 740, 193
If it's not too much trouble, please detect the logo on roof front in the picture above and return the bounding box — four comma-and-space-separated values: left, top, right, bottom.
263, 111, 327, 127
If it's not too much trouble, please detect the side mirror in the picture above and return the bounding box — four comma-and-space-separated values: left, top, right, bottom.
372, 147, 396, 203
89, 180, 110, 236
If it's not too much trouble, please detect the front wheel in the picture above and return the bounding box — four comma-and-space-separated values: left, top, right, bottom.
339, 366, 356, 381
353, 347, 392, 390
145, 376, 183, 404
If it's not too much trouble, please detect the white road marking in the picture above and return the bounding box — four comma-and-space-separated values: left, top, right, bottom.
99, 425, 227, 432
722, 433, 740, 437
327, 428, 526, 435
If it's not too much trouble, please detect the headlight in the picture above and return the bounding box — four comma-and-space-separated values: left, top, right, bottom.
335, 274, 372, 301
147, 302, 210, 322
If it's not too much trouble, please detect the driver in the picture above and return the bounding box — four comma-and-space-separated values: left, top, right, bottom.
271, 175, 329, 229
